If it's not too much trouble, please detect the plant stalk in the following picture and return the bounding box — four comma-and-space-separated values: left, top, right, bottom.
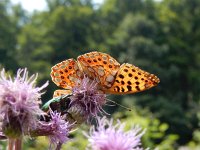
14, 138, 22, 150
7, 138, 14, 150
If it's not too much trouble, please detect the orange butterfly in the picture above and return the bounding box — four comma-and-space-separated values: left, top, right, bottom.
51, 51, 160, 97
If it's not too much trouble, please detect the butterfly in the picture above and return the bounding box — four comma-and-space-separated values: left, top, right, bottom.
51, 51, 160, 97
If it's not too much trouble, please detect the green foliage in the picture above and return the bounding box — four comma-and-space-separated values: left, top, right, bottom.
114, 97, 179, 149
0, 0, 20, 70
0, 141, 6, 150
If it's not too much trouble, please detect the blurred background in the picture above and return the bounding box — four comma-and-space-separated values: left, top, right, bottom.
0, 0, 200, 149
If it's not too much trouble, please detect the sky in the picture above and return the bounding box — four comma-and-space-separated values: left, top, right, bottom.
11, 0, 104, 12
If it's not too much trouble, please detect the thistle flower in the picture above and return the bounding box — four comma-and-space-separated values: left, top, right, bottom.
0, 68, 48, 137
47, 110, 70, 148
0, 131, 6, 140
85, 117, 145, 150
69, 77, 106, 121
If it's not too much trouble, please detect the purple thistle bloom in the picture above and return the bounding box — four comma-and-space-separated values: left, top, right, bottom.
0, 131, 6, 140
48, 110, 70, 145
69, 77, 106, 120
0, 68, 48, 137
85, 117, 145, 150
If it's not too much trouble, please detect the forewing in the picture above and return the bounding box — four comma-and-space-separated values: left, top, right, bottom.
51, 59, 83, 89
106, 63, 160, 94
77, 51, 120, 89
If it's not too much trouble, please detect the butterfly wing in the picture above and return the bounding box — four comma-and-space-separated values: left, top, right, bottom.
77, 51, 120, 89
106, 63, 160, 94
51, 59, 83, 89
53, 89, 72, 97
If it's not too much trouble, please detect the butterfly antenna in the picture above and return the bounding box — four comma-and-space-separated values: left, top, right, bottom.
106, 98, 132, 111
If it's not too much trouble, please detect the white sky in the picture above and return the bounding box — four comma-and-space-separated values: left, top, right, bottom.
11, 0, 104, 12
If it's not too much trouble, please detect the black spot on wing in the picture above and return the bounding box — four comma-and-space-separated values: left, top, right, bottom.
127, 85, 132, 91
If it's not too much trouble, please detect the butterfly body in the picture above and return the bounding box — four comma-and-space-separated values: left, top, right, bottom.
51, 51, 160, 96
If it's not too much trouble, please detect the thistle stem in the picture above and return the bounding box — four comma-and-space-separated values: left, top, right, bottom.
14, 138, 22, 150
7, 138, 14, 150
55, 142, 62, 150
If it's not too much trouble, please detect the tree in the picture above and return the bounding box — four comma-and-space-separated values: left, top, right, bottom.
0, 0, 22, 70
